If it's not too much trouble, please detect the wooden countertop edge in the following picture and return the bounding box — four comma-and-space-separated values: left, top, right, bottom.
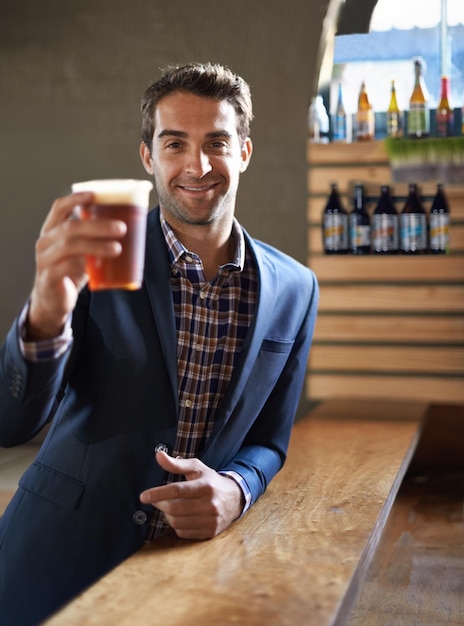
331, 408, 424, 625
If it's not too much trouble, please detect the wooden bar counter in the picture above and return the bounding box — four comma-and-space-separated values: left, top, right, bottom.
44, 399, 425, 626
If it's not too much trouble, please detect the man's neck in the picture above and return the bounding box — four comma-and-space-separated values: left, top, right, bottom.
161, 212, 235, 281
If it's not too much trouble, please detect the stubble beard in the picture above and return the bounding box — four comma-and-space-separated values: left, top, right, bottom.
154, 177, 235, 228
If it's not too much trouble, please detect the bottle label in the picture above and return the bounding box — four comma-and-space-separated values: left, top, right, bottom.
430, 214, 450, 250
436, 111, 453, 138
356, 110, 374, 140
387, 112, 402, 138
349, 216, 370, 247
400, 213, 427, 251
323, 214, 348, 251
332, 115, 347, 141
408, 104, 428, 135
372, 214, 398, 251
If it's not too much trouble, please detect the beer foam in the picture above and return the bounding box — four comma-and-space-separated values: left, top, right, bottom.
72, 179, 153, 207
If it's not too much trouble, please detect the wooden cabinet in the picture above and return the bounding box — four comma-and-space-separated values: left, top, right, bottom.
306, 141, 464, 404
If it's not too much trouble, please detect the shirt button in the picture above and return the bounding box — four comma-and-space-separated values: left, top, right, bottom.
199, 291, 207, 300
154, 443, 169, 454
194, 343, 201, 351
185, 255, 194, 263
132, 510, 148, 525
185, 399, 193, 408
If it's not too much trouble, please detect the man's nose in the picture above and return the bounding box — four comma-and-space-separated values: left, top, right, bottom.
184, 150, 213, 177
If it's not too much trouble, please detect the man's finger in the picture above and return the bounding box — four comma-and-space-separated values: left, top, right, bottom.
41, 192, 93, 234
154, 450, 203, 478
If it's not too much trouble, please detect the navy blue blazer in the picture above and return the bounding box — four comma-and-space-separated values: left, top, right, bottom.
0, 207, 318, 624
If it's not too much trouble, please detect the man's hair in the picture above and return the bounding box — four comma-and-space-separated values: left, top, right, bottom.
141, 62, 253, 152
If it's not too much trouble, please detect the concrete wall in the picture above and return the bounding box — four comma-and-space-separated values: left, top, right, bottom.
0, 0, 338, 340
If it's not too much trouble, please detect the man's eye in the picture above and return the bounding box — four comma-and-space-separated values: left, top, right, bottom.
167, 141, 182, 149
211, 141, 228, 150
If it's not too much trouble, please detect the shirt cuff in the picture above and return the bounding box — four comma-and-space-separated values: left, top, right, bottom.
18, 302, 73, 362
219, 470, 252, 517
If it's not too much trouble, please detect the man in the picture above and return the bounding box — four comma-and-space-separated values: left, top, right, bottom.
0, 62, 318, 624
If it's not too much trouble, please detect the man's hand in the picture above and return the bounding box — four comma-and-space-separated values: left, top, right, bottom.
140, 451, 244, 540
27, 192, 126, 340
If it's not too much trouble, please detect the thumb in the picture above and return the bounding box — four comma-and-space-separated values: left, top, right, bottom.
155, 450, 203, 479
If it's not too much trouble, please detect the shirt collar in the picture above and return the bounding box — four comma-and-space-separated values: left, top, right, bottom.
160, 215, 245, 272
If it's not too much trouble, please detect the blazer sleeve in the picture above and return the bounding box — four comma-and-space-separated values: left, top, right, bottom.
0, 321, 68, 446
0, 292, 89, 447
218, 266, 319, 505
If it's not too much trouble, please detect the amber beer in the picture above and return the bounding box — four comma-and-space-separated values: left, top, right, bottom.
72, 179, 153, 290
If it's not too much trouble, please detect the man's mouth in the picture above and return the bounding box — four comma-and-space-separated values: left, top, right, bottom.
178, 182, 218, 194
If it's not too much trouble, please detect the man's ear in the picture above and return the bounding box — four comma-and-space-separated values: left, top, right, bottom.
140, 142, 154, 175
240, 137, 253, 173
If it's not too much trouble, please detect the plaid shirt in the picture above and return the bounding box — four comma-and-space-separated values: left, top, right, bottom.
19, 215, 258, 539
147, 217, 257, 538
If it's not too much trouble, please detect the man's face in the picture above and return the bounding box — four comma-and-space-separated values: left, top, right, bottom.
140, 91, 252, 232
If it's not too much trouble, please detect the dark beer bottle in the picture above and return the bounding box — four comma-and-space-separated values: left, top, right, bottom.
429, 183, 450, 254
400, 183, 428, 254
349, 183, 371, 254
371, 185, 399, 254
322, 183, 348, 254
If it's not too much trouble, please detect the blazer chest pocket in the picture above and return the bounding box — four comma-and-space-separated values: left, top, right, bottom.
261, 339, 294, 354
19, 462, 86, 510
254, 338, 295, 386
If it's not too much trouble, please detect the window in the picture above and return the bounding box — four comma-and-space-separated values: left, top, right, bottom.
329, 0, 464, 137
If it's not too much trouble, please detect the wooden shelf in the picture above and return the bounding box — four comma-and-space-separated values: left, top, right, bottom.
307, 140, 464, 405
310, 255, 464, 282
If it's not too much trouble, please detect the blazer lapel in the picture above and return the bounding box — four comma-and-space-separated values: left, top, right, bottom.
205, 234, 277, 442
143, 208, 178, 407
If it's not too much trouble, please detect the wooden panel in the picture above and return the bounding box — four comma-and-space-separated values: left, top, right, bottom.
318, 285, 464, 313
309, 255, 464, 281
314, 315, 464, 343
308, 374, 464, 404
307, 139, 464, 404
311, 397, 429, 423
307, 141, 389, 165
308, 166, 392, 195
310, 345, 464, 375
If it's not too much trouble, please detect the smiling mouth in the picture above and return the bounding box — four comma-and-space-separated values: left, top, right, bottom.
179, 183, 217, 193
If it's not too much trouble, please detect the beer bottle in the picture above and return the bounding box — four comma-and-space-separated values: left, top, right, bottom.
371, 185, 399, 255
308, 96, 329, 143
400, 183, 428, 254
436, 76, 453, 138
408, 59, 429, 138
349, 183, 371, 254
356, 81, 375, 141
429, 183, 450, 254
386, 80, 402, 138
322, 183, 348, 254
332, 82, 347, 142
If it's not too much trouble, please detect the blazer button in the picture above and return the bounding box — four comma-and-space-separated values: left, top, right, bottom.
132, 510, 148, 525
154, 443, 169, 454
